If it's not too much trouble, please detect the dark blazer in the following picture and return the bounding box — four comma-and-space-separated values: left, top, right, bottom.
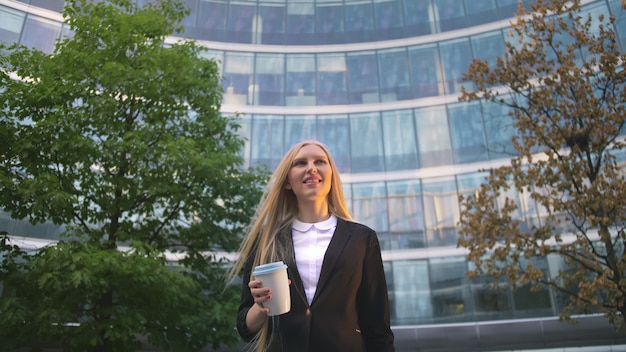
237, 218, 395, 352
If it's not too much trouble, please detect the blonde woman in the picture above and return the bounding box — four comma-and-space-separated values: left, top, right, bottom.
228, 140, 395, 352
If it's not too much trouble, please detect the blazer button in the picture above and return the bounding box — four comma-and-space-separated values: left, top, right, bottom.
306, 309, 311, 316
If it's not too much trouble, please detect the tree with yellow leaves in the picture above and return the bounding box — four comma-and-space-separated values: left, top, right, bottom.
459, 0, 626, 332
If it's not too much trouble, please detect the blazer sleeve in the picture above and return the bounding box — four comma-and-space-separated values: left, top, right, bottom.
357, 229, 396, 352
236, 253, 258, 342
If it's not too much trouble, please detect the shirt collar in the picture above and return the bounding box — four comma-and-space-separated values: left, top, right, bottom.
292, 214, 338, 232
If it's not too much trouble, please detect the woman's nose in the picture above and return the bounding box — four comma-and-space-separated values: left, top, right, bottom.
307, 162, 317, 173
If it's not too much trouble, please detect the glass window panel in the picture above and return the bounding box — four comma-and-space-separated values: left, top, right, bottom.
287, 1, 315, 44
284, 115, 316, 149
408, 44, 443, 98
388, 260, 432, 325
381, 109, 418, 171
197, 0, 227, 41
447, 101, 489, 164
609, 0, 626, 51
317, 53, 347, 105
223, 52, 254, 105
347, 51, 379, 104
378, 48, 411, 101
471, 31, 505, 68
422, 177, 459, 247
429, 256, 474, 323
345, 1, 375, 43
175, 0, 198, 37
456, 171, 489, 202
434, 0, 466, 32
497, 0, 532, 20
351, 182, 388, 231
250, 115, 284, 170
227, 2, 256, 43
317, 114, 351, 173
513, 257, 554, 318
439, 38, 473, 95
414, 106, 453, 168
258, 3, 285, 44
465, 0, 498, 26
374, 0, 404, 40
30, 0, 65, 11
0, 6, 25, 45
386, 179, 426, 249
316, 3, 344, 44
254, 54, 284, 106
468, 260, 514, 321
286, 54, 316, 106
20, 15, 61, 53
481, 98, 518, 160
403, 0, 434, 36
350, 112, 384, 173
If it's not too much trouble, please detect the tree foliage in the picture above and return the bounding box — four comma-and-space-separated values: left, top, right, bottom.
458, 0, 626, 332
0, 0, 267, 350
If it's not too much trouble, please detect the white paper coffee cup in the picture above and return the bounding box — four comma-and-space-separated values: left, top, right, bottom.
252, 261, 291, 316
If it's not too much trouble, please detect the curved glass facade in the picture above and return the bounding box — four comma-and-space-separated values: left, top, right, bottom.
3, 0, 626, 350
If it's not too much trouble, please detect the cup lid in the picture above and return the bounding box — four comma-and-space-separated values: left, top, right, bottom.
253, 261, 287, 275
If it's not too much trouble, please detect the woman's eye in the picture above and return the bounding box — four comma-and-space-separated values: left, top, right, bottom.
315, 159, 327, 165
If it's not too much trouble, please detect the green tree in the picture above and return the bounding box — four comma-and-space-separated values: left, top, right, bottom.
0, 0, 267, 351
458, 0, 626, 332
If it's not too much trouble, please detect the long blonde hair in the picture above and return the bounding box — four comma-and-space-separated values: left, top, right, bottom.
227, 140, 352, 351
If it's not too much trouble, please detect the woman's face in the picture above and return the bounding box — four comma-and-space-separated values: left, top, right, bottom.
285, 144, 333, 204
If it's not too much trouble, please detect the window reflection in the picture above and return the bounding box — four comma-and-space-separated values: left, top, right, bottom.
286, 54, 316, 106
351, 182, 389, 232
434, 0, 466, 32
316, 2, 344, 44
409, 44, 443, 98
374, 0, 404, 40
465, 0, 498, 26
347, 51, 379, 104
317, 53, 347, 105
255, 54, 284, 106
415, 106, 453, 168
258, 3, 285, 45
198, 0, 227, 41
284, 115, 316, 150
350, 112, 384, 172
386, 179, 426, 249
20, 15, 61, 53
287, 1, 314, 44
317, 114, 351, 173
250, 115, 284, 170
381, 110, 418, 171
0, 6, 25, 45
447, 102, 488, 164
482, 98, 518, 160
378, 48, 410, 101
345, 1, 374, 42
228, 2, 255, 43
388, 260, 432, 325
422, 177, 459, 248
403, 0, 434, 36
468, 265, 514, 321
223, 52, 254, 106
439, 38, 473, 95
429, 256, 474, 323
471, 31, 505, 69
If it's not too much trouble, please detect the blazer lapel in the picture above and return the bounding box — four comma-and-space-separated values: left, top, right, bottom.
276, 225, 308, 307
311, 218, 351, 305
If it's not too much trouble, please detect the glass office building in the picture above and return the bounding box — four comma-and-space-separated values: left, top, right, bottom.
2, 0, 626, 350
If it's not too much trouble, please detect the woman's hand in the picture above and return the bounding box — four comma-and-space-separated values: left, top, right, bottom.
249, 279, 271, 314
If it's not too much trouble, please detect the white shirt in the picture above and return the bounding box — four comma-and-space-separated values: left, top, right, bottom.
291, 214, 337, 305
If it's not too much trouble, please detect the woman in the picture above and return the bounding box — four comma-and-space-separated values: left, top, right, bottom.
227, 140, 395, 352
